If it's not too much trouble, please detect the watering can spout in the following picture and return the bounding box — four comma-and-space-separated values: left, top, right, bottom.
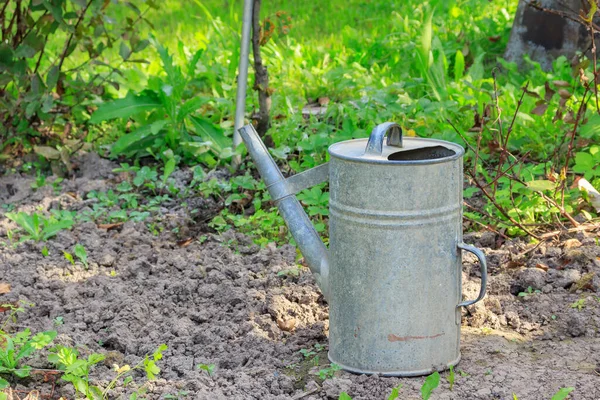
238, 124, 330, 300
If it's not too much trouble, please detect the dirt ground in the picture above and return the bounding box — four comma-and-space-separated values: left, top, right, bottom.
1, 154, 600, 400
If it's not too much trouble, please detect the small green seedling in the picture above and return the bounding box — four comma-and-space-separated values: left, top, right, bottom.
338, 393, 352, 400
6, 211, 74, 242
41, 246, 49, 257
197, 363, 215, 376
74, 244, 89, 268
53, 316, 64, 326
513, 387, 575, 400
518, 286, 541, 298
387, 384, 403, 400
318, 363, 341, 380
448, 365, 455, 391
299, 348, 316, 359
551, 387, 575, 400
421, 371, 440, 400
63, 251, 75, 265
570, 299, 585, 311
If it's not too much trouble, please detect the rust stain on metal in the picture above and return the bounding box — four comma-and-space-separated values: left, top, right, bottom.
387, 333, 445, 342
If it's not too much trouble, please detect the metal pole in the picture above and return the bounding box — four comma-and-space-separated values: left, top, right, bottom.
233, 0, 254, 166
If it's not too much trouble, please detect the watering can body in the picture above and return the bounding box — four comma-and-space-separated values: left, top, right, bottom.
238, 123, 487, 376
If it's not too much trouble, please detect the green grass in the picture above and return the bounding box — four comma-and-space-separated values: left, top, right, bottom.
5, 0, 600, 238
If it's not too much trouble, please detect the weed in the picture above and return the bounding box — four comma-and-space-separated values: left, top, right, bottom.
318, 363, 341, 380
53, 317, 64, 326
387, 384, 403, 400
63, 251, 75, 265
551, 387, 575, 400
513, 387, 575, 400
448, 365, 455, 391
338, 393, 352, 400
74, 244, 89, 268
48, 343, 167, 399
0, 329, 57, 389
41, 246, 49, 257
197, 363, 215, 376
421, 371, 440, 400
518, 286, 541, 298
570, 299, 586, 311
5, 212, 74, 242
90, 40, 231, 165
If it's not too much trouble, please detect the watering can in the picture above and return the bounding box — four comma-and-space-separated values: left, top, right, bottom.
238, 122, 487, 376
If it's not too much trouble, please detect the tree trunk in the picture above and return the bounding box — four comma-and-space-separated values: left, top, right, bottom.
505, 0, 599, 70
251, 0, 273, 147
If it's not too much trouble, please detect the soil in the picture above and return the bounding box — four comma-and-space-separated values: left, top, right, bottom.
1, 153, 600, 400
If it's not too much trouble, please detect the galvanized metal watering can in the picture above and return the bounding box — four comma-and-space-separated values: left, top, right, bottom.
238, 122, 487, 376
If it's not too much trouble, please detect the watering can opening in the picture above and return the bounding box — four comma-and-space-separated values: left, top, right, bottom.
387, 145, 456, 161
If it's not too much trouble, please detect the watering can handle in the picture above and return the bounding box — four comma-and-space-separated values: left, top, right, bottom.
364, 122, 403, 156
457, 242, 487, 308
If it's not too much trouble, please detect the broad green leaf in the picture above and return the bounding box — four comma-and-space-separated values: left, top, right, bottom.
72, 377, 88, 394
454, 50, 465, 82
525, 180, 556, 192
120, 42, 132, 60
88, 353, 105, 365
150, 119, 168, 135
189, 116, 230, 152
162, 157, 176, 183
0, 377, 8, 389
13, 366, 32, 378
178, 97, 207, 122
74, 244, 88, 267
573, 152, 594, 173
46, 66, 59, 89
419, 10, 433, 69
90, 93, 161, 123
338, 393, 352, 400
110, 124, 156, 155
421, 371, 440, 400
42, 219, 74, 240
579, 114, 600, 138
551, 387, 574, 400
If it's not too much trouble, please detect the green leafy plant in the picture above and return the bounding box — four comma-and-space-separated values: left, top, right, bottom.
388, 384, 403, 400
518, 286, 541, 298
5, 211, 74, 242
421, 371, 440, 400
551, 387, 575, 400
514, 387, 574, 400
63, 251, 75, 265
570, 299, 586, 311
338, 393, 352, 400
0, 329, 57, 388
318, 363, 341, 380
196, 363, 215, 377
74, 244, 89, 268
49, 343, 167, 399
448, 365, 455, 391
90, 40, 231, 165
0, 0, 157, 157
